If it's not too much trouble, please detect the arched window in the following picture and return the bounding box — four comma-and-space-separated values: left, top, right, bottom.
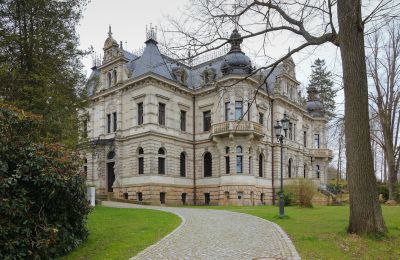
106, 151, 115, 192
225, 147, 230, 174
180, 152, 186, 177
158, 148, 166, 174
316, 165, 320, 179
204, 152, 212, 177
138, 147, 144, 175
288, 158, 293, 178
236, 146, 243, 173
113, 70, 117, 85
107, 72, 112, 87
258, 154, 263, 177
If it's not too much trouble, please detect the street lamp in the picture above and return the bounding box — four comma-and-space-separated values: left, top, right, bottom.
274, 113, 290, 219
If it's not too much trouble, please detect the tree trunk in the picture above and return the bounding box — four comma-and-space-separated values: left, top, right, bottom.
386, 150, 398, 200
337, 0, 387, 234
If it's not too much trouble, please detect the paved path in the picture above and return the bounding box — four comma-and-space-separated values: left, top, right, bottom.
102, 201, 300, 260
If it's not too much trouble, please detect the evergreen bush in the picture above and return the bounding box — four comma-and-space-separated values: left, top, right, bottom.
0, 105, 91, 259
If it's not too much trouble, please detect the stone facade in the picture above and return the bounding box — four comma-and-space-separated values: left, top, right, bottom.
82, 27, 333, 206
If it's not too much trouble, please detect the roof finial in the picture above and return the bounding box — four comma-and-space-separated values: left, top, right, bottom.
145, 23, 158, 43
108, 25, 112, 37
233, 2, 238, 29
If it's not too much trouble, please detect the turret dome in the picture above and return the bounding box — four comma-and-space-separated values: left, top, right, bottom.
104, 26, 119, 50
221, 29, 253, 75
306, 85, 324, 117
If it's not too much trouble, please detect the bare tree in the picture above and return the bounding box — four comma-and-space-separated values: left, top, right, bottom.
367, 21, 400, 201
165, 0, 400, 235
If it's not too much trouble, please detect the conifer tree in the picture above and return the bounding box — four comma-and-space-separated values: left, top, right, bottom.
0, 0, 88, 147
309, 58, 336, 116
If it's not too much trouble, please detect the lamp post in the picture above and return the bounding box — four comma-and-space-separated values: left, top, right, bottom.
274, 113, 290, 219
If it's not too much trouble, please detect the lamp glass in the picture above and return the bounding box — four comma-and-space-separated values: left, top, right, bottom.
281, 113, 289, 130
274, 121, 282, 138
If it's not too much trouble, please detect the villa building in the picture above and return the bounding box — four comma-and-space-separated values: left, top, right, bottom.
82, 26, 333, 206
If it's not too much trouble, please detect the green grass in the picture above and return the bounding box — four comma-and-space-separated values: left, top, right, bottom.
197, 205, 400, 259
61, 206, 181, 260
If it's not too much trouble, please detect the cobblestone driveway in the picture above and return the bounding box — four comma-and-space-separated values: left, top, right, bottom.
102, 201, 300, 260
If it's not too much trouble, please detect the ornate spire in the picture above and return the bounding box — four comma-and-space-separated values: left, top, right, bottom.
108, 25, 112, 37
307, 84, 319, 101
145, 24, 158, 44
229, 29, 242, 52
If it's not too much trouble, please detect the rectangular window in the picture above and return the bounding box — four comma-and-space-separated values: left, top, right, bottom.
235, 101, 243, 120
236, 155, 243, 173
180, 110, 186, 131
294, 123, 296, 141
303, 131, 307, 147
225, 156, 230, 174
112, 112, 117, 132
203, 110, 211, 131
137, 192, 143, 202
259, 113, 264, 125
225, 102, 230, 121
107, 114, 111, 133
158, 103, 165, 125
138, 157, 144, 175
138, 102, 143, 125
158, 157, 165, 174
249, 157, 252, 175
314, 134, 320, 149
289, 122, 293, 140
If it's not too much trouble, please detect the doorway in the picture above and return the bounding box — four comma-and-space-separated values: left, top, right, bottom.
160, 192, 166, 204
107, 162, 115, 192
204, 193, 210, 205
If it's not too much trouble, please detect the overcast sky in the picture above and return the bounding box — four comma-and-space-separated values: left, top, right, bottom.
77, 0, 343, 90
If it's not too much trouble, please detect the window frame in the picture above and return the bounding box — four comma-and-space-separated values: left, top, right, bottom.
138, 102, 144, 125
235, 101, 243, 120
158, 103, 166, 126
180, 152, 186, 177
204, 152, 212, 177
158, 148, 166, 175
180, 110, 186, 131
203, 110, 211, 132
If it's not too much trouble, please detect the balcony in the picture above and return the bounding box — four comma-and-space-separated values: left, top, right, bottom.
211, 121, 264, 138
309, 148, 333, 159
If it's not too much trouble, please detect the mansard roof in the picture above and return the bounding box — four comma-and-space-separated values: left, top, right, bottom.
132, 39, 174, 81
89, 27, 305, 106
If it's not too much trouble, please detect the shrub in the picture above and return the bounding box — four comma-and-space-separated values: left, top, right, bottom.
0, 105, 91, 259
286, 179, 317, 208
377, 185, 389, 201
326, 183, 342, 195
277, 190, 295, 206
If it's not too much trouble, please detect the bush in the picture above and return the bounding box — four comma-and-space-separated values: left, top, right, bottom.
286, 179, 317, 208
377, 185, 389, 201
326, 183, 342, 195
0, 105, 91, 259
277, 190, 295, 206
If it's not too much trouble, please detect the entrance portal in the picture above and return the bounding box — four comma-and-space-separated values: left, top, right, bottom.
107, 162, 115, 192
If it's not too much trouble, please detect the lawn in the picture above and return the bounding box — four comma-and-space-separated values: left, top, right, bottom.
61, 206, 181, 260
205, 205, 400, 259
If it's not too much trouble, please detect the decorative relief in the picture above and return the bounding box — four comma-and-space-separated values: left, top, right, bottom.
172, 66, 188, 84
201, 66, 216, 84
